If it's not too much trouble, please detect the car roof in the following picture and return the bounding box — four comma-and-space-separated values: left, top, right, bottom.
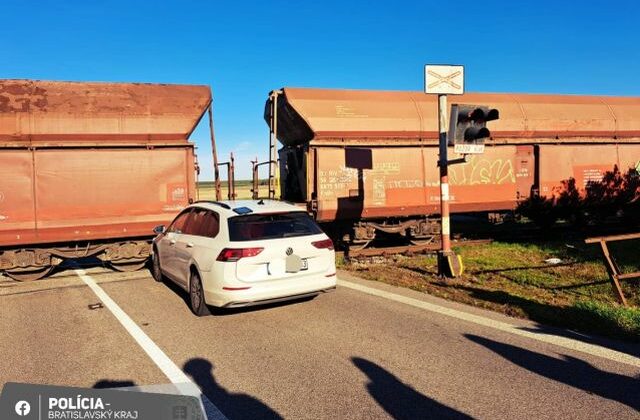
187, 199, 307, 216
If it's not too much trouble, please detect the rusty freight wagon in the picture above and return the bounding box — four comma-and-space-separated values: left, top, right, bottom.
265, 88, 640, 244
0, 80, 212, 280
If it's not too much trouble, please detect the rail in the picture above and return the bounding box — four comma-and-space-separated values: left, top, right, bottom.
216, 152, 237, 200
338, 239, 492, 259
251, 160, 276, 199
585, 232, 640, 307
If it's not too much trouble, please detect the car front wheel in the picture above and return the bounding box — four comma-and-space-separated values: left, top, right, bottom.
189, 270, 211, 317
151, 250, 163, 282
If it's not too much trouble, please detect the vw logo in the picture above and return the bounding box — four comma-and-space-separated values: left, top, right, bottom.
285, 247, 293, 256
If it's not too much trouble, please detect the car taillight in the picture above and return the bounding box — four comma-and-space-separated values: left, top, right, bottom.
216, 247, 264, 262
312, 238, 334, 250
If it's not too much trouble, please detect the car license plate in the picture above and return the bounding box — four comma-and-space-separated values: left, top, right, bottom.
285, 255, 308, 273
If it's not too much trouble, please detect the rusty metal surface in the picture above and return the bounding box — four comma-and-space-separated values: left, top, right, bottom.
273, 87, 640, 224
0, 79, 207, 253
538, 144, 640, 197
272, 87, 640, 145
0, 147, 195, 247
308, 145, 533, 222
295, 142, 639, 222
304, 142, 639, 222
0, 79, 211, 145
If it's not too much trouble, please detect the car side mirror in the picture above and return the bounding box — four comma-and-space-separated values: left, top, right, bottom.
153, 225, 166, 235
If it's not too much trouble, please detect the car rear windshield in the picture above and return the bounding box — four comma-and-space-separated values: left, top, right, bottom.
228, 212, 323, 241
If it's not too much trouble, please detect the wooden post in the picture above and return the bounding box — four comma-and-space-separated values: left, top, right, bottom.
585, 232, 640, 307
598, 240, 628, 306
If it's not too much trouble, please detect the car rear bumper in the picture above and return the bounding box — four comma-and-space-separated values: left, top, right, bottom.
202, 273, 337, 308
221, 286, 336, 308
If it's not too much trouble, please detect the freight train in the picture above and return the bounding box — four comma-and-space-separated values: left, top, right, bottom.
0, 80, 211, 280
265, 88, 640, 244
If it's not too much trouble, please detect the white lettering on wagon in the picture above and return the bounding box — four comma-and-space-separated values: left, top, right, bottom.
318, 162, 404, 197
171, 187, 186, 202
387, 179, 424, 189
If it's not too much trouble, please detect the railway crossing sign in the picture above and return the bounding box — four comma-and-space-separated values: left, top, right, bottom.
424, 63, 466, 278
424, 65, 464, 95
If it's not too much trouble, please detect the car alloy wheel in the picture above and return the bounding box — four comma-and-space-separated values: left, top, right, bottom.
189, 270, 211, 316
152, 251, 163, 282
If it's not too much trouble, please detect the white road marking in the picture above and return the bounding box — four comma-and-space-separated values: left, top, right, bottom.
76, 269, 228, 420
338, 278, 640, 368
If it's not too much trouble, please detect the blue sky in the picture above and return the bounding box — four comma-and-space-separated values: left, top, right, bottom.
2, 1, 639, 179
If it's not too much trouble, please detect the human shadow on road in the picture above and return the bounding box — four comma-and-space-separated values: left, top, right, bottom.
465, 334, 640, 411
183, 357, 282, 420
352, 357, 472, 419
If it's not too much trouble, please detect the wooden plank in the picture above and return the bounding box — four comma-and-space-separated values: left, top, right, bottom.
585, 232, 640, 244
599, 240, 628, 307
618, 272, 640, 280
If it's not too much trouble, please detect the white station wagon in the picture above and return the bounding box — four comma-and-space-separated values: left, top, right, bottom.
151, 200, 337, 316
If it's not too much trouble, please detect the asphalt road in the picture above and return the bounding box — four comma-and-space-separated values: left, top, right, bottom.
1, 265, 639, 419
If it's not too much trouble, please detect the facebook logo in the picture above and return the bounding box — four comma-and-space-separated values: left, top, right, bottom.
14, 400, 31, 416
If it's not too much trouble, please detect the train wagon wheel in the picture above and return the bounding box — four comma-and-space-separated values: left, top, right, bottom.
109, 260, 147, 272
5, 266, 54, 282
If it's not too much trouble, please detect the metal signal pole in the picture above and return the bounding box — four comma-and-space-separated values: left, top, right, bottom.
208, 105, 221, 201
438, 94, 452, 255
424, 64, 464, 277
268, 90, 282, 200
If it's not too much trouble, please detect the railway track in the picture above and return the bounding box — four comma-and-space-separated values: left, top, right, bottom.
335, 220, 636, 260
338, 239, 492, 259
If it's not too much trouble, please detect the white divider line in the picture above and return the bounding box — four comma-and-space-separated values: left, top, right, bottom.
76, 269, 228, 420
338, 278, 640, 368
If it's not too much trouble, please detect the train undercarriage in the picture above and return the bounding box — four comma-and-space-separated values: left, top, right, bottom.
0, 239, 152, 281
321, 216, 442, 255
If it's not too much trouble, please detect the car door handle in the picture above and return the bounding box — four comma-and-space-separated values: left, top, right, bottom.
186, 243, 194, 248
169, 239, 177, 245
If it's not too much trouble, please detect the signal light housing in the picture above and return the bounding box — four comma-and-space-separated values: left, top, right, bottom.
216, 247, 264, 262
449, 104, 499, 154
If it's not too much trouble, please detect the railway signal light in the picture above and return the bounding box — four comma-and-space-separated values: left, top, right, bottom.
449, 104, 499, 154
